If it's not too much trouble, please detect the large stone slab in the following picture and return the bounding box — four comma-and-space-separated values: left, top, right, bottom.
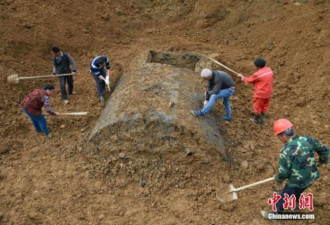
88, 51, 228, 160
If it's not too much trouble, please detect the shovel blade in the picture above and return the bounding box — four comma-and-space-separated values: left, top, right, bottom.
216, 184, 238, 202
232, 191, 238, 200
229, 184, 238, 200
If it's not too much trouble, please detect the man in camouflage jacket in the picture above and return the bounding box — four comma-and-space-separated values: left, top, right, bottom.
273, 119, 329, 213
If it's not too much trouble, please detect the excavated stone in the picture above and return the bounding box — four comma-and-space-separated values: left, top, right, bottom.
88, 50, 228, 160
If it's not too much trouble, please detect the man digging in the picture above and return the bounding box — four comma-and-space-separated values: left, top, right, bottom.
191, 69, 235, 122
262, 119, 329, 221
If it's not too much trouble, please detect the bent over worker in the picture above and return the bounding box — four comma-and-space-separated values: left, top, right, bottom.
238, 58, 274, 125
20, 84, 58, 136
90, 55, 111, 101
263, 119, 329, 221
191, 69, 235, 122
51, 46, 77, 104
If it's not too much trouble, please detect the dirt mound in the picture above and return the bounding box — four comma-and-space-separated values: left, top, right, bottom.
0, 0, 329, 224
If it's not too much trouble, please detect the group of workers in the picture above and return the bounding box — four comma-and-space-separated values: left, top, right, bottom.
191, 57, 272, 125
19, 48, 328, 221
20, 46, 111, 137
50, 46, 111, 103
191, 58, 328, 221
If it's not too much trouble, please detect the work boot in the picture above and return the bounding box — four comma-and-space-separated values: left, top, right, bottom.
221, 116, 231, 123
191, 110, 204, 117
260, 112, 266, 125
250, 114, 261, 124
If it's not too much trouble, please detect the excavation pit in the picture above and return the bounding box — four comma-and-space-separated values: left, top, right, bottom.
147, 50, 201, 70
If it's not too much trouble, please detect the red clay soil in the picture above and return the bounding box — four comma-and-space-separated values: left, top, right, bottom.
0, 0, 329, 224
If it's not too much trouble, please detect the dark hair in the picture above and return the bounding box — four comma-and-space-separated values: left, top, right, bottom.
51, 46, 61, 53
254, 58, 266, 68
96, 58, 105, 65
278, 127, 294, 137
43, 84, 55, 90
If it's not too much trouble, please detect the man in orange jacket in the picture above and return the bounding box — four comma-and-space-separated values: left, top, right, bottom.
238, 58, 274, 125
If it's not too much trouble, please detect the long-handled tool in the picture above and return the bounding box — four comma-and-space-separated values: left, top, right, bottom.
216, 176, 275, 202
7, 73, 75, 84
209, 58, 240, 76
58, 112, 88, 116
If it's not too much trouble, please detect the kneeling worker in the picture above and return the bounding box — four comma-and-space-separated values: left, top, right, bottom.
192, 69, 235, 122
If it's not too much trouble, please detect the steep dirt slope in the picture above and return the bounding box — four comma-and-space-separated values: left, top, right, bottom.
0, 0, 329, 224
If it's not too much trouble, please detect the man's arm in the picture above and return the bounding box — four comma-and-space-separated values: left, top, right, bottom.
52, 57, 56, 75
243, 73, 259, 84
41, 96, 57, 115
310, 137, 329, 164
275, 151, 292, 183
105, 57, 111, 70
105, 57, 111, 77
207, 80, 222, 96
67, 54, 77, 72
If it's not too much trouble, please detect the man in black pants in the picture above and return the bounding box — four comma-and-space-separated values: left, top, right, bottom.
51, 46, 77, 104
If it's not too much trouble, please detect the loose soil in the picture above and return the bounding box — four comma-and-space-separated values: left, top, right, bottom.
0, 0, 329, 224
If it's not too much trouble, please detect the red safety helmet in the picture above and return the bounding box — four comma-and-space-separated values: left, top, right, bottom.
273, 119, 293, 135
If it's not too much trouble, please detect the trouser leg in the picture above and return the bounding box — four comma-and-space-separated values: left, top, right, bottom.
201, 94, 217, 114
67, 75, 74, 94
59, 76, 68, 100
253, 97, 262, 115
252, 97, 264, 124
201, 88, 235, 116
260, 98, 270, 124
93, 76, 106, 96
35, 115, 50, 136
275, 184, 306, 213
22, 108, 41, 132
222, 97, 231, 119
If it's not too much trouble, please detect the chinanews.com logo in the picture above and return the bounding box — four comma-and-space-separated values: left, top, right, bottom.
266, 192, 315, 220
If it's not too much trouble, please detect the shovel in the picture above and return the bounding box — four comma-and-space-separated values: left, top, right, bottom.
209, 58, 241, 76
216, 176, 275, 202
7, 73, 75, 84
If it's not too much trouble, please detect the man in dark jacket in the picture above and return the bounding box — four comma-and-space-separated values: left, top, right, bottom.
192, 69, 235, 122
20, 84, 58, 136
90, 55, 111, 101
51, 46, 77, 104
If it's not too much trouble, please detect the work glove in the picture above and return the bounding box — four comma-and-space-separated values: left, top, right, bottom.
105, 76, 110, 85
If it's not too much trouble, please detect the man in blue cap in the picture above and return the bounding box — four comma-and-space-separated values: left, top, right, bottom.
90, 55, 111, 101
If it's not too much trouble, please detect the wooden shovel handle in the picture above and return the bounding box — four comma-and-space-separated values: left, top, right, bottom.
19, 73, 75, 80
233, 177, 275, 192
58, 112, 88, 116
209, 58, 240, 76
